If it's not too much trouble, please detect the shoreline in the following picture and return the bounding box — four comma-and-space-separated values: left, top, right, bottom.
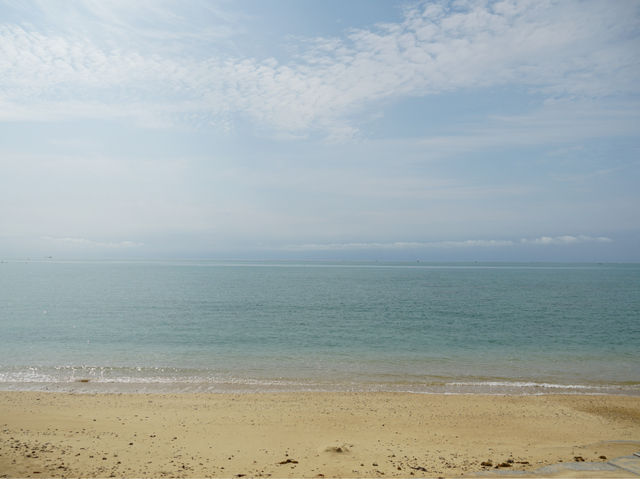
2, 385, 638, 397
3, 383, 640, 396
2, 367, 638, 396
1, 391, 639, 478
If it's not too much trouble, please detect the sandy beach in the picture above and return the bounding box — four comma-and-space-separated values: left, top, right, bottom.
1, 392, 639, 478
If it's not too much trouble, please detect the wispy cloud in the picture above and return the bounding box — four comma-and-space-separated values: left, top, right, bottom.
414, 99, 640, 157
284, 239, 515, 251
283, 235, 612, 251
520, 235, 613, 245
42, 236, 144, 249
1, 1, 638, 138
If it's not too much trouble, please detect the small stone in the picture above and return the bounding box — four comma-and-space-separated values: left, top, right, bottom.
599, 456, 607, 460
325, 446, 346, 453
498, 462, 512, 467
481, 461, 492, 467
574, 456, 585, 462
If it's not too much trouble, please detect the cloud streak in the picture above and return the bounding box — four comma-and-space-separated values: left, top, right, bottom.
284, 235, 613, 251
520, 235, 613, 246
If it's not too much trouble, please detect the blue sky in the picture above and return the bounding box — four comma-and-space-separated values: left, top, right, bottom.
1, 0, 639, 261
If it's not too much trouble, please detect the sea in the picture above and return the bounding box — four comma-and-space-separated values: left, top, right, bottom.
0, 260, 638, 395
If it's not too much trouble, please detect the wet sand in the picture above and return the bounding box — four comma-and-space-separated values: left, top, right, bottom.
1, 391, 639, 478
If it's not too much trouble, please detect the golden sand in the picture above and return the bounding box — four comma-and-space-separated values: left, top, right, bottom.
1, 391, 639, 478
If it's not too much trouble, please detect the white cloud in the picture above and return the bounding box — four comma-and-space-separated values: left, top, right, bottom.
285, 239, 515, 251
521, 235, 613, 245
284, 235, 614, 251
0, 1, 638, 138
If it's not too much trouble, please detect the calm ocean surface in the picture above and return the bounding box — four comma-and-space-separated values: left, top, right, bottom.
0, 260, 638, 395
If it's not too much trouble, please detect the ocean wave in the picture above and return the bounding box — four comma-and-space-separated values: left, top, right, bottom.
445, 381, 611, 389
0, 366, 304, 387
0, 366, 638, 395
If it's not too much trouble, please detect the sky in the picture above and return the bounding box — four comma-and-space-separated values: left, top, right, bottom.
1, 0, 639, 261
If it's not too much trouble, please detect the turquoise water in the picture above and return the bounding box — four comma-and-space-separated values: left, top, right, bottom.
0, 260, 638, 394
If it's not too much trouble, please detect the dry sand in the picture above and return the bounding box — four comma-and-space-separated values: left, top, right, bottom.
1, 391, 639, 478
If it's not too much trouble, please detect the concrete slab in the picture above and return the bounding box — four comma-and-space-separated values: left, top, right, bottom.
609, 455, 640, 476
476, 453, 640, 477
535, 462, 621, 473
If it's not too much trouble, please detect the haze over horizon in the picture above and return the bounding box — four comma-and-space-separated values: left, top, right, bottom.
1, 0, 639, 262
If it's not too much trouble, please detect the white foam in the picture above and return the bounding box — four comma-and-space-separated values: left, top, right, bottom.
1, 367, 638, 395
445, 381, 611, 390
